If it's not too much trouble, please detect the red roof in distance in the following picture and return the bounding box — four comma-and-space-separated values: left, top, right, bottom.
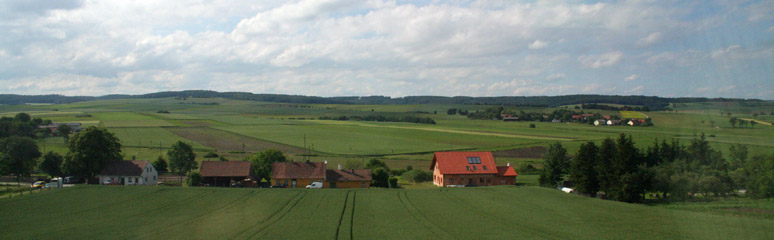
272, 162, 326, 179
430, 152, 498, 175
200, 161, 253, 177
496, 166, 518, 177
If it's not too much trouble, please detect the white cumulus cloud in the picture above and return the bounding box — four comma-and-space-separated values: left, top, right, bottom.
578, 51, 624, 68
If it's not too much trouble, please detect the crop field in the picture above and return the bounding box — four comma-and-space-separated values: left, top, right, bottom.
1, 186, 772, 239
620, 111, 647, 119
1, 97, 773, 167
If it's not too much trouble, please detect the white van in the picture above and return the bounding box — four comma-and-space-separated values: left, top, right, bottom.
306, 181, 323, 189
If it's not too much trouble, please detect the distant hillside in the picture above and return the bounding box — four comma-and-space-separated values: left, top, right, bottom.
0, 90, 762, 110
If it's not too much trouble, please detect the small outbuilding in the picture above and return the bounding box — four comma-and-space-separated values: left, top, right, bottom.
98, 160, 158, 186
200, 161, 255, 187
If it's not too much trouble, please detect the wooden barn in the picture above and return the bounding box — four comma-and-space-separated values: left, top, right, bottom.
199, 161, 254, 187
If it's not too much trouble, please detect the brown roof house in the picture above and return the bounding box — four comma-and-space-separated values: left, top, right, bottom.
98, 160, 158, 186
200, 161, 255, 187
272, 161, 372, 188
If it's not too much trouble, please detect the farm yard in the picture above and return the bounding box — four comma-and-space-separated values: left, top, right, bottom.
2, 186, 773, 239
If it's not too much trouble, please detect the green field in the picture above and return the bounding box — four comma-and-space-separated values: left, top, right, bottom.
1, 186, 772, 239
2, 97, 774, 168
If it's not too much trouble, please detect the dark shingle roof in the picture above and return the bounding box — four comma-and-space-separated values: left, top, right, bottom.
326, 169, 372, 182
200, 161, 252, 177
272, 162, 325, 179
99, 161, 149, 176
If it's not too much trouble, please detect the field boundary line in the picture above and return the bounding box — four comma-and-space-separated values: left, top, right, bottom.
350, 191, 356, 240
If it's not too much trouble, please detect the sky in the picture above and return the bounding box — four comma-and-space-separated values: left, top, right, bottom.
1, 0, 772, 99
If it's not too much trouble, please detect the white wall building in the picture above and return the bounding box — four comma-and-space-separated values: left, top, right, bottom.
98, 160, 158, 186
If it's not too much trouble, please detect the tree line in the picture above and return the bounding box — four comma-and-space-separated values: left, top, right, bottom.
581, 103, 650, 112
3, 91, 764, 110
540, 134, 774, 203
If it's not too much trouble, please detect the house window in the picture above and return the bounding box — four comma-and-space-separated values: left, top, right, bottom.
473, 166, 477, 170
480, 178, 484, 183
466, 166, 470, 170
467, 157, 481, 164
153, 176, 156, 180
487, 178, 491, 183
361, 182, 366, 188
448, 178, 454, 184
483, 166, 487, 170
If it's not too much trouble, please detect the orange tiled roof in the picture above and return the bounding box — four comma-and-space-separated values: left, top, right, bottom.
272, 162, 326, 179
496, 166, 518, 177
430, 152, 498, 175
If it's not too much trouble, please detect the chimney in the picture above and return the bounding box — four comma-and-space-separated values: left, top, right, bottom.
507, 162, 510, 167
324, 160, 328, 169
338, 164, 342, 170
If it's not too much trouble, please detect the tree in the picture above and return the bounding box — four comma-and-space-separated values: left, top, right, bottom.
596, 138, 618, 195
570, 141, 599, 196
446, 108, 458, 115
186, 172, 202, 187
342, 159, 364, 169
0, 136, 41, 183
167, 141, 197, 179
539, 142, 568, 187
365, 158, 390, 172
247, 148, 287, 182
372, 167, 390, 188
57, 124, 72, 143
13, 112, 31, 122
728, 144, 748, 169
153, 155, 168, 172
39, 151, 64, 177
750, 120, 757, 128
729, 117, 737, 128
63, 127, 123, 184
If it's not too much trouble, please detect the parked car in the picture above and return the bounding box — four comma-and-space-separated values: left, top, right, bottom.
306, 181, 323, 189
31, 181, 46, 189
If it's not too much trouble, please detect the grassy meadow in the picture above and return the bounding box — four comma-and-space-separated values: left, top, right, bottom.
2, 186, 773, 239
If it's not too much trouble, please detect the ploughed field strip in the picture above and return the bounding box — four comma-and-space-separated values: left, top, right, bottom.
2, 186, 774, 239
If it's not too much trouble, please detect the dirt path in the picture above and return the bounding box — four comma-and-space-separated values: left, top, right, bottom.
740, 118, 772, 126
314, 120, 572, 141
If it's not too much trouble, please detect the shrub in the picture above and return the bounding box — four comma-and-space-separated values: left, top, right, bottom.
529, 124, 536, 128
203, 152, 219, 158
185, 172, 202, 187
388, 177, 399, 188
402, 170, 433, 183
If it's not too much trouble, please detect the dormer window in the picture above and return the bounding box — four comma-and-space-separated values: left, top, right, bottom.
483, 166, 487, 170
473, 166, 477, 170
466, 166, 471, 170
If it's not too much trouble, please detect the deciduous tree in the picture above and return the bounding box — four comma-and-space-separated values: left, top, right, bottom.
0, 136, 41, 183
39, 151, 64, 177
247, 148, 286, 182
167, 141, 197, 178
539, 142, 569, 187
63, 127, 122, 184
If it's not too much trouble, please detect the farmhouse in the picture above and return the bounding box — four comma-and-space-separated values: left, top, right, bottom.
200, 161, 255, 187
272, 161, 372, 188
98, 160, 157, 186
430, 152, 517, 187
272, 161, 326, 188
38, 122, 82, 136
325, 167, 371, 188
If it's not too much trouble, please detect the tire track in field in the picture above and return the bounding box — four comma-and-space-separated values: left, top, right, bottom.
229, 191, 303, 238
138, 190, 257, 239
397, 191, 457, 240
241, 191, 308, 239
349, 191, 357, 240
335, 191, 351, 240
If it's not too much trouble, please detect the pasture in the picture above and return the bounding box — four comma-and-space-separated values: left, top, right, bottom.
1, 186, 773, 239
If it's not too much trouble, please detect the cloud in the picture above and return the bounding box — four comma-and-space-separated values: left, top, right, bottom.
577, 51, 624, 68
624, 74, 639, 81
626, 85, 644, 94
636, 32, 662, 46
528, 40, 548, 50
546, 73, 566, 81
0, 0, 771, 99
